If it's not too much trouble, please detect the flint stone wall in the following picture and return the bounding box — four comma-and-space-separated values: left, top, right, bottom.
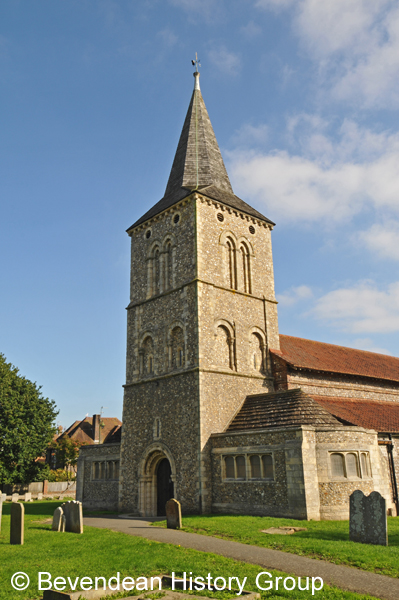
76, 443, 120, 510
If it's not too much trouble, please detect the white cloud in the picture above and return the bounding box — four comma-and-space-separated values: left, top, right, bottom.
256, 0, 399, 108
357, 222, 399, 261
278, 285, 313, 306
227, 119, 399, 223
208, 46, 241, 75
351, 338, 392, 356
241, 21, 262, 38
231, 123, 269, 147
312, 281, 399, 334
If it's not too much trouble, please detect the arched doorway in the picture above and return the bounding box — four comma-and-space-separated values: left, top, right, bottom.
156, 458, 174, 516
138, 444, 176, 517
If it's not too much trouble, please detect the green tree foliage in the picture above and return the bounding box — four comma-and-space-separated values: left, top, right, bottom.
0, 353, 58, 484
50, 436, 81, 479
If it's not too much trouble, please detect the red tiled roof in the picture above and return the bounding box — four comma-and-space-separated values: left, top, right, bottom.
312, 396, 399, 433
271, 335, 399, 383
58, 416, 122, 445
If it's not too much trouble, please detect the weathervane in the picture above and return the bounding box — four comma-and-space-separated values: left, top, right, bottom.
191, 52, 201, 73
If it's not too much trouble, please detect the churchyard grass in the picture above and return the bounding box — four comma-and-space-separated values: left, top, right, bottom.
155, 515, 399, 578
0, 501, 376, 600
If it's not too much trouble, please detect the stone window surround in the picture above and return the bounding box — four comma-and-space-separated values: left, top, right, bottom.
327, 450, 372, 481
91, 459, 120, 481
221, 451, 275, 482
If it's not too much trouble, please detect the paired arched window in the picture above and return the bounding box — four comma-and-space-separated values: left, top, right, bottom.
147, 238, 175, 297
221, 232, 252, 294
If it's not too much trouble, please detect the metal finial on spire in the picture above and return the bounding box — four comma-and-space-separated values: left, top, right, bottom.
192, 52, 201, 90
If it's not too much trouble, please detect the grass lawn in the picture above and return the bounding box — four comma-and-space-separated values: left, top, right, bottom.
0, 502, 377, 600
154, 515, 399, 578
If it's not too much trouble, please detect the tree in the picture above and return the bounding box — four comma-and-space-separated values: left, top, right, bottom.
0, 353, 58, 484
50, 436, 81, 480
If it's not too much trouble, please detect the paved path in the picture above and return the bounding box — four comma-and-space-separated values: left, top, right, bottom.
84, 515, 398, 600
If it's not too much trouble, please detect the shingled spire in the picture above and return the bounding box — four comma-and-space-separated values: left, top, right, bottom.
129, 71, 273, 230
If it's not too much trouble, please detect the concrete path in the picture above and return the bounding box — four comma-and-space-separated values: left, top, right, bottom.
84, 515, 398, 600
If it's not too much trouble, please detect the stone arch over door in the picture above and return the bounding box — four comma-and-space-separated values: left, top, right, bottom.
138, 443, 176, 517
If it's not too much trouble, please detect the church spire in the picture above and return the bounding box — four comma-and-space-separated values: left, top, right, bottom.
129, 66, 273, 230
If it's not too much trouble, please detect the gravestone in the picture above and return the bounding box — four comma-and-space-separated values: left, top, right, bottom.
37, 492, 43, 500
10, 502, 24, 545
61, 500, 83, 533
11, 493, 19, 503
52, 507, 64, 531
60, 514, 66, 532
1, 494, 6, 503
24, 492, 32, 502
165, 498, 182, 529
350, 490, 387, 545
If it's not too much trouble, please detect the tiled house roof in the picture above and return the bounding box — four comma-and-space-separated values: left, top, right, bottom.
271, 335, 399, 383
58, 416, 122, 445
128, 81, 273, 231
312, 396, 399, 433
226, 388, 342, 432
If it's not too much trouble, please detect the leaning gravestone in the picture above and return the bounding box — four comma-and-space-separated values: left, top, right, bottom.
52, 507, 64, 531
11, 493, 19, 503
350, 490, 387, 546
165, 498, 182, 529
10, 502, 24, 545
61, 500, 83, 533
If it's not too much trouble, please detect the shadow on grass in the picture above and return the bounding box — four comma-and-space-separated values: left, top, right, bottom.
2, 501, 63, 517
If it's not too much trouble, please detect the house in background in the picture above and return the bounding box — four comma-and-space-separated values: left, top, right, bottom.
47, 414, 122, 469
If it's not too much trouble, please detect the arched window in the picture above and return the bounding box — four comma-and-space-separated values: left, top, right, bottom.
361, 453, 370, 477
215, 324, 235, 370
251, 332, 265, 373
225, 456, 235, 479
226, 237, 237, 290
140, 335, 155, 376
164, 241, 173, 291
240, 243, 251, 294
346, 453, 358, 477
250, 455, 261, 478
169, 326, 185, 370
262, 455, 273, 478
331, 453, 345, 477
236, 455, 246, 479
147, 245, 161, 297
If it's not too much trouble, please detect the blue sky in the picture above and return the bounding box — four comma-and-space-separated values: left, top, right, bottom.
1, 0, 399, 427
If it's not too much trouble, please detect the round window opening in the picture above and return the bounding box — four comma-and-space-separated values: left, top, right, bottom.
217, 213, 224, 222
173, 214, 180, 224
146, 230, 152, 239
249, 225, 255, 235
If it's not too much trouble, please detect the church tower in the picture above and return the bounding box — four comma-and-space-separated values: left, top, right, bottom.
119, 69, 280, 515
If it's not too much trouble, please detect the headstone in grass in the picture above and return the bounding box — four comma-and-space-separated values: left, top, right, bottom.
166, 498, 182, 529
24, 492, 32, 502
61, 500, 83, 533
11, 493, 19, 503
1, 493, 6, 503
10, 502, 24, 545
52, 507, 64, 531
37, 492, 43, 500
61, 514, 66, 532
350, 490, 387, 546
